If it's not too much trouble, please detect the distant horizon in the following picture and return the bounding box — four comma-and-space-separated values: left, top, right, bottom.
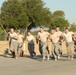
0, 0, 76, 24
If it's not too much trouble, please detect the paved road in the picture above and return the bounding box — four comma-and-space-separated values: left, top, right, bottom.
0, 55, 76, 75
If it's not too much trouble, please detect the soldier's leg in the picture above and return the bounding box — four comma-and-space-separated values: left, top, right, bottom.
32, 44, 36, 56
54, 44, 61, 59
52, 44, 57, 60
59, 44, 62, 55
67, 42, 74, 60
39, 42, 43, 55
14, 41, 18, 59
10, 41, 15, 58
74, 42, 76, 52
46, 46, 50, 60
67, 42, 73, 56
42, 42, 48, 60
18, 43, 23, 57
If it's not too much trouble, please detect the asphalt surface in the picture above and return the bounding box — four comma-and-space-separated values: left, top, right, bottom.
0, 54, 76, 75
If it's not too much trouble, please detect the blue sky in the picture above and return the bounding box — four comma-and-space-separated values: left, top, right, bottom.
44, 0, 76, 24
0, 0, 5, 7
0, 0, 76, 24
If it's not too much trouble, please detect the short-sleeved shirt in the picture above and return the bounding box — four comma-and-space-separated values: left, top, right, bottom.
38, 31, 49, 43
18, 35, 24, 43
56, 31, 62, 38
63, 32, 74, 42
10, 32, 17, 42
27, 35, 35, 42
51, 32, 59, 44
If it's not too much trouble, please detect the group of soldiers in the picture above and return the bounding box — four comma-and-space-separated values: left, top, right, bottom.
37, 26, 76, 61
6, 26, 76, 61
7, 28, 24, 59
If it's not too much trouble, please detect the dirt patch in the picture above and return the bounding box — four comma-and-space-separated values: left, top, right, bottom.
0, 41, 74, 55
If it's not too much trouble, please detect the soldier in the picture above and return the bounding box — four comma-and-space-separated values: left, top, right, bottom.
50, 28, 60, 61
37, 27, 50, 61
73, 32, 76, 52
9, 28, 18, 59
63, 28, 74, 60
16, 30, 24, 57
56, 26, 63, 56
26, 31, 36, 58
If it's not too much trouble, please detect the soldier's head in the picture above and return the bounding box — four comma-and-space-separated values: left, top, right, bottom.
16, 30, 20, 35
51, 28, 56, 34
65, 28, 69, 33
27, 31, 31, 36
40, 27, 44, 33
10, 28, 14, 33
56, 26, 60, 32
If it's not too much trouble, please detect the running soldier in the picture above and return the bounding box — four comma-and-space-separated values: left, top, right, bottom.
9, 28, 18, 59
56, 26, 63, 56
73, 32, 76, 52
63, 28, 74, 60
26, 31, 36, 58
16, 30, 24, 57
50, 28, 61, 61
37, 27, 50, 61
